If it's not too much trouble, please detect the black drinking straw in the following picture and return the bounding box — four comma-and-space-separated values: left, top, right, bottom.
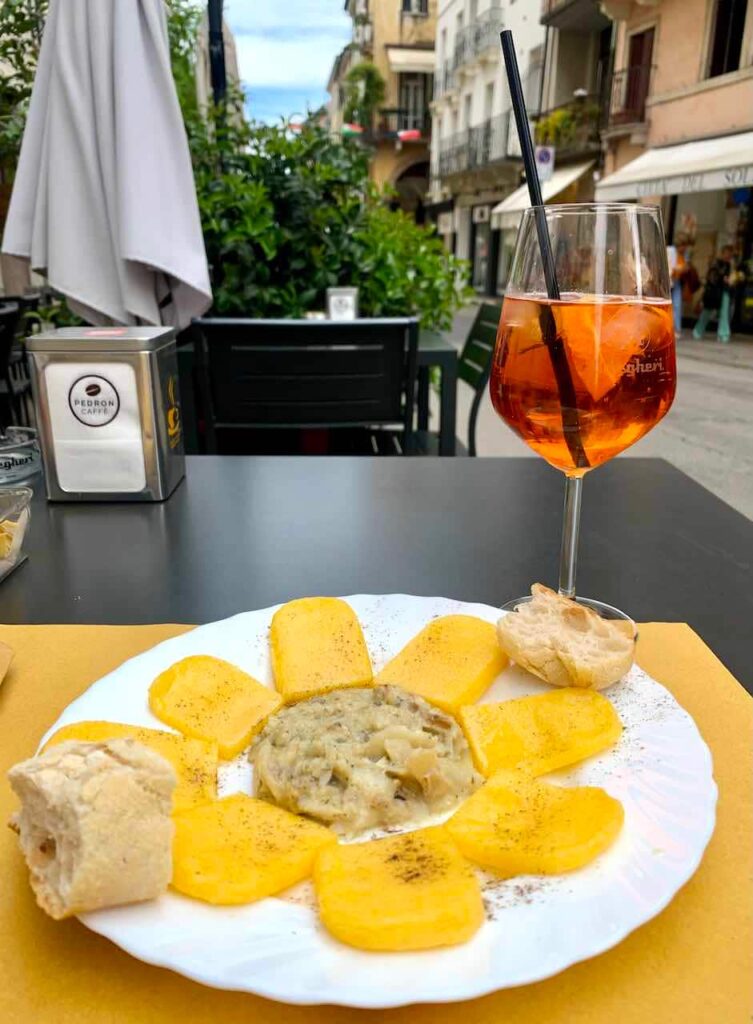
500, 30, 589, 469
500, 31, 560, 301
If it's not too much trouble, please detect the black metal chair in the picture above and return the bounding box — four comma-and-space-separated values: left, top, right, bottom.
0, 302, 33, 428
193, 317, 419, 456
416, 301, 501, 457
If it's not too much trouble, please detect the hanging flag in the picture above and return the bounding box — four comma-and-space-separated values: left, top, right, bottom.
397, 129, 422, 142
342, 123, 364, 136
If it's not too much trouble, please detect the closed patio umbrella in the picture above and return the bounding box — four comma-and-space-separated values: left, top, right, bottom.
1, 0, 212, 329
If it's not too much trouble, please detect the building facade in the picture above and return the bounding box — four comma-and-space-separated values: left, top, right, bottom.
488, 0, 613, 288
596, 0, 753, 329
328, 0, 437, 217
428, 0, 545, 295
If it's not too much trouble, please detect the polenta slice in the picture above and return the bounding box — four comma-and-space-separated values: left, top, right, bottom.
314, 826, 484, 951
270, 597, 372, 702
447, 771, 624, 877
172, 794, 336, 904
149, 655, 281, 759
43, 720, 217, 812
459, 689, 622, 777
374, 615, 507, 714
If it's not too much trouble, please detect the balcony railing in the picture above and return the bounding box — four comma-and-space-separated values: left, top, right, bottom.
454, 6, 505, 69
353, 19, 373, 49
436, 61, 457, 96
373, 107, 431, 139
608, 64, 654, 127
437, 112, 512, 176
470, 6, 505, 59
534, 95, 603, 159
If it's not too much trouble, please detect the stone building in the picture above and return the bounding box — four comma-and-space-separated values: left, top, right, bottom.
427, 0, 545, 295
328, 0, 437, 216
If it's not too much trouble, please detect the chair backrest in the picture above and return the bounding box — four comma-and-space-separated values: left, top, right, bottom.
194, 317, 419, 444
460, 301, 501, 457
0, 303, 20, 377
459, 302, 500, 392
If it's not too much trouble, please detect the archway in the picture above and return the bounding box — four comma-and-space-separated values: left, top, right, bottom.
391, 161, 430, 223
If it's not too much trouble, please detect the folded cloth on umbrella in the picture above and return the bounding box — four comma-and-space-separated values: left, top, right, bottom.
1, 0, 212, 330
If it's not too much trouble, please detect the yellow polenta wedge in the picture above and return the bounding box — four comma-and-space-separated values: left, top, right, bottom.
314, 826, 484, 951
270, 597, 372, 702
172, 794, 336, 904
43, 720, 217, 812
459, 689, 622, 777
447, 771, 624, 877
374, 615, 507, 714
149, 655, 281, 759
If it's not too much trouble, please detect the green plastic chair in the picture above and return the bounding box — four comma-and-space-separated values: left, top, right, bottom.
459, 301, 501, 456
416, 301, 501, 456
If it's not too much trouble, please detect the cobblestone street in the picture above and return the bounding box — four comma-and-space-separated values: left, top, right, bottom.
445, 306, 753, 521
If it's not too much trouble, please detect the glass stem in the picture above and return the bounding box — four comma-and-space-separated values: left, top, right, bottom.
558, 474, 583, 599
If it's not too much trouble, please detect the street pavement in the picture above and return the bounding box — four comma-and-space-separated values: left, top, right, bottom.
441, 305, 753, 521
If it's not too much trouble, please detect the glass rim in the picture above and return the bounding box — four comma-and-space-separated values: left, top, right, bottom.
522, 202, 661, 216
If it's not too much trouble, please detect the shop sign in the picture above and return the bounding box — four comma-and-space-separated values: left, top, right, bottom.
472, 205, 491, 224
632, 165, 753, 198
437, 211, 454, 234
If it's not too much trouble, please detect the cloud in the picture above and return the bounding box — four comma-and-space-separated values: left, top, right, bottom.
233, 33, 343, 90
224, 0, 351, 120
246, 86, 328, 124
225, 0, 351, 36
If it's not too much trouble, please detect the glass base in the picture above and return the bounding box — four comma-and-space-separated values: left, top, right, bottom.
500, 594, 636, 636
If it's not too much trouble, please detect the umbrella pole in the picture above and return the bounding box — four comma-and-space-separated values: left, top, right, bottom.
207, 0, 227, 106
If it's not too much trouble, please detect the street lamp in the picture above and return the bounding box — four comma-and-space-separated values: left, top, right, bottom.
207, 0, 227, 106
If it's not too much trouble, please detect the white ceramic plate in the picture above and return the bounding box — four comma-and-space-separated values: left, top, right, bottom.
41, 595, 717, 1008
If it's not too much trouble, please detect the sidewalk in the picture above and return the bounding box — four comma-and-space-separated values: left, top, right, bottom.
676, 334, 753, 371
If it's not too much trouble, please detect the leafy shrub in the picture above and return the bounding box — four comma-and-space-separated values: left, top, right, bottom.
188, 108, 470, 329
343, 62, 386, 131
356, 204, 472, 330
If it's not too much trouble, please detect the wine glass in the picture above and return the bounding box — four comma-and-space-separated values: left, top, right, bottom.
490, 203, 676, 618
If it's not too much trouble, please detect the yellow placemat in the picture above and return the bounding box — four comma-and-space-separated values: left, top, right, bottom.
0, 623, 751, 1024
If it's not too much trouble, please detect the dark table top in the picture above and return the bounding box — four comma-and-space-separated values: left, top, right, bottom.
418, 330, 457, 357
3, 456, 751, 692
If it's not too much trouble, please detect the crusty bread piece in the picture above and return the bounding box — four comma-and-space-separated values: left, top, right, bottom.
7, 738, 176, 919
497, 584, 635, 691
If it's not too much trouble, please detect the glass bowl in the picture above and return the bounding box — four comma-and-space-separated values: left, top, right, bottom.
0, 486, 31, 579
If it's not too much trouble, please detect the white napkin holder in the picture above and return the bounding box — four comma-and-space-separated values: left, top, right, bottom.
27, 326, 185, 502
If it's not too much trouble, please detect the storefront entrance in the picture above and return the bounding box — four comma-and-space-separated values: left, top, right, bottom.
669, 187, 752, 332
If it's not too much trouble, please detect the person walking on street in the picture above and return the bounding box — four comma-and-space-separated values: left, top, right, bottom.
667, 234, 690, 337
693, 245, 735, 343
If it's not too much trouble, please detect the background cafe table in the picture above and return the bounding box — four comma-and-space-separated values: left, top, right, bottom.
0, 455, 751, 1024
0, 455, 750, 693
418, 329, 458, 456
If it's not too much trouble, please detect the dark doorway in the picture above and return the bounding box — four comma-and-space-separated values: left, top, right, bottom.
625, 28, 654, 122
394, 160, 430, 220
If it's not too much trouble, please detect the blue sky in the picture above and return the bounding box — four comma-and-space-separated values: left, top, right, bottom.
224, 1, 351, 123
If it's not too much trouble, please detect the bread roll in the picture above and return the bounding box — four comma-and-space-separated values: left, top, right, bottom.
8, 738, 176, 919
497, 584, 635, 690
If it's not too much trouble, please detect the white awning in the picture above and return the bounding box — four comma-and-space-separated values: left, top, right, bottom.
491, 161, 595, 230
595, 131, 753, 201
386, 46, 435, 74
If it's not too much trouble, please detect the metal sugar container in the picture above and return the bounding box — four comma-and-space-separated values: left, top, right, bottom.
27, 326, 185, 502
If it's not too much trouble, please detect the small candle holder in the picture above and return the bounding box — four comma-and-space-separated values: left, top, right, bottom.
0, 427, 42, 486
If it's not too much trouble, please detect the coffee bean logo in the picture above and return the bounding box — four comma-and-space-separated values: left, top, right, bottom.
68, 375, 120, 427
